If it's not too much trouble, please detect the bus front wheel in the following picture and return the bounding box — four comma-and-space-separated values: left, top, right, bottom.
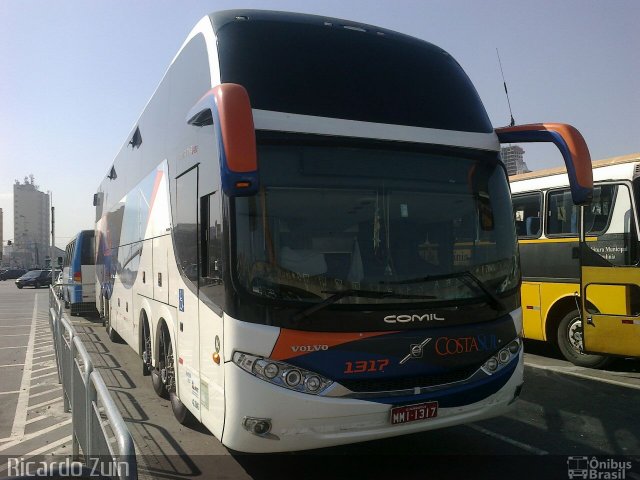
557, 310, 612, 369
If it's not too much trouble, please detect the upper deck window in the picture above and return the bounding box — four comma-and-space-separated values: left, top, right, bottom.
215, 19, 492, 133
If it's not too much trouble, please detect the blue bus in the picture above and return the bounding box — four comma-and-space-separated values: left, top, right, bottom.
63, 230, 96, 316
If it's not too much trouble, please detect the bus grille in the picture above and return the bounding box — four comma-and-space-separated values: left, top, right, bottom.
339, 366, 478, 393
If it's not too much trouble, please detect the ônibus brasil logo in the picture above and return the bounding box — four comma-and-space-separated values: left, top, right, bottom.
567, 456, 632, 479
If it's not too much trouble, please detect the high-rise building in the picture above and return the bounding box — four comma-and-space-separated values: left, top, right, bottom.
13, 176, 50, 268
501, 145, 531, 176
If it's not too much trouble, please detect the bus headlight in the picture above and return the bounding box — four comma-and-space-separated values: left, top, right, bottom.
481, 338, 521, 375
233, 351, 333, 395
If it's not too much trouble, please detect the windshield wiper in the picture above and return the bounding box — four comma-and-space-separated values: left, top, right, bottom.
291, 289, 436, 323
381, 271, 505, 312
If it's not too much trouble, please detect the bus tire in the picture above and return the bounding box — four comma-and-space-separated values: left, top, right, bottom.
141, 319, 152, 376
151, 368, 168, 398
557, 310, 612, 369
170, 392, 196, 426
152, 325, 171, 399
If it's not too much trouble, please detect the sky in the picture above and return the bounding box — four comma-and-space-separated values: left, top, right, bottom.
0, 0, 638, 248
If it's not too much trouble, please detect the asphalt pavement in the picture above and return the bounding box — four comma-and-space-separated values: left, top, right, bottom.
0, 280, 72, 476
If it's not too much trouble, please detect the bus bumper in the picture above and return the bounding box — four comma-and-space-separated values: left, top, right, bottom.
220, 352, 524, 453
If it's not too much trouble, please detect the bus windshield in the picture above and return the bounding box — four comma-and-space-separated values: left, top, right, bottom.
233, 141, 519, 308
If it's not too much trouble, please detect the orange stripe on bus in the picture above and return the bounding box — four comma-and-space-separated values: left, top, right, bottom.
270, 329, 394, 361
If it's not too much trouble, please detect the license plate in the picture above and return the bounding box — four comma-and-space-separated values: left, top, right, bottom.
390, 401, 438, 425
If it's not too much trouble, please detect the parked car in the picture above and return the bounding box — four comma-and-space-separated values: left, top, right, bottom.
15, 270, 54, 289
0, 268, 27, 280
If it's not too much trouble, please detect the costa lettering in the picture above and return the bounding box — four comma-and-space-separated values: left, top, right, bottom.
290, 345, 329, 353
435, 335, 497, 356
384, 313, 445, 324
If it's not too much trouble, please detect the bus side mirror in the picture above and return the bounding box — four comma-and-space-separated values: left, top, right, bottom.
496, 123, 593, 205
187, 83, 259, 196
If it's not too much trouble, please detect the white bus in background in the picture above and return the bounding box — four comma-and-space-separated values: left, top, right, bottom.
94, 10, 592, 452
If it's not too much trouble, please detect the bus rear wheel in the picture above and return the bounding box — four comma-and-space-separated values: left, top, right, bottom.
141, 319, 152, 376
152, 326, 171, 399
557, 310, 612, 369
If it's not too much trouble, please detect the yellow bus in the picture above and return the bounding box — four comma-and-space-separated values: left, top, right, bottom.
511, 153, 640, 368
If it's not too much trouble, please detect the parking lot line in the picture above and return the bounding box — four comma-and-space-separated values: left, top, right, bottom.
30, 371, 58, 381
0, 391, 21, 396
0, 418, 72, 452
0, 435, 73, 476
27, 397, 62, 411
468, 424, 549, 455
28, 386, 61, 399
32, 353, 55, 360
10, 294, 38, 439
25, 415, 48, 425
525, 362, 640, 391
31, 365, 57, 374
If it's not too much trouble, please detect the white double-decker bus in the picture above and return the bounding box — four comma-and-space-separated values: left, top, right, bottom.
94, 10, 593, 452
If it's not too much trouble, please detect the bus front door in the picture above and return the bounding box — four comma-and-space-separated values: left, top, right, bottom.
579, 185, 640, 358
581, 263, 640, 357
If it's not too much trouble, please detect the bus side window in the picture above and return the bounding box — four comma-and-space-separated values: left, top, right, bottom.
586, 185, 615, 234
175, 167, 199, 283
512, 193, 542, 238
547, 189, 575, 236
198, 191, 226, 311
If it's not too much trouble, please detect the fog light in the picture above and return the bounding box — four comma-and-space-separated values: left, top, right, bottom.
284, 369, 302, 387
305, 375, 321, 392
508, 340, 520, 354
484, 358, 498, 372
264, 363, 279, 379
242, 417, 272, 436
498, 349, 511, 364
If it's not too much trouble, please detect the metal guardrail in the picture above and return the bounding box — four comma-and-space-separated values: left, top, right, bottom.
48, 287, 138, 480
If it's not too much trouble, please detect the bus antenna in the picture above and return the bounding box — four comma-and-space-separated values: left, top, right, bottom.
496, 48, 515, 127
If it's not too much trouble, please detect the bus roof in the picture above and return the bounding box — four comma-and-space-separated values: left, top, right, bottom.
510, 152, 640, 195
510, 152, 640, 182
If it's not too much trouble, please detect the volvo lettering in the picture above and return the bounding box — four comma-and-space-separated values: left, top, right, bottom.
291, 345, 329, 353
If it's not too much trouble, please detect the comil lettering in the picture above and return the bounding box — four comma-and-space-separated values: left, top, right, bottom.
384, 314, 445, 324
